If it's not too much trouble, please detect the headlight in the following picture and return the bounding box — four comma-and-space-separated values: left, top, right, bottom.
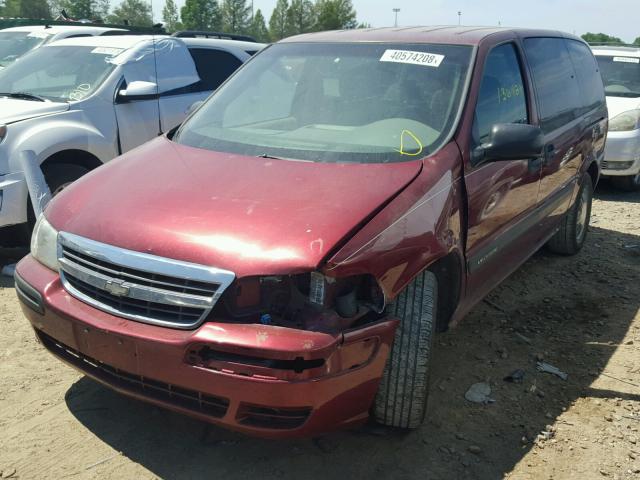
31, 214, 59, 271
609, 109, 640, 132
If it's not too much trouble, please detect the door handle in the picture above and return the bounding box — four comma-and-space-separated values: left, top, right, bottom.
543, 144, 556, 164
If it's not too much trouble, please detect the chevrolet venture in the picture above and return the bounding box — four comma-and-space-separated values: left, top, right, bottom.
16, 27, 607, 438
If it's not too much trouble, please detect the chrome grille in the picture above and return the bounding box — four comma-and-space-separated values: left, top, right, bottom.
602, 160, 634, 171
58, 232, 234, 329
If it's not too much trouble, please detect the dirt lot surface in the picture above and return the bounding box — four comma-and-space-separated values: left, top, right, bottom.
0, 183, 638, 480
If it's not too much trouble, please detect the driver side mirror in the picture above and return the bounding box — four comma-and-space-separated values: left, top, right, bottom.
117, 81, 158, 102
472, 123, 544, 165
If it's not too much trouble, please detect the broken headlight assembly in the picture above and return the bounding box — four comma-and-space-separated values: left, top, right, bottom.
214, 272, 386, 333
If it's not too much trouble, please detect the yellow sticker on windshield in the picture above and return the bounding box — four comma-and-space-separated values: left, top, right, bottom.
395, 130, 424, 156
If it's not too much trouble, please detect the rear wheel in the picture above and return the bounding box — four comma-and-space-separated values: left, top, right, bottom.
611, 173, 640, 192
547, 172, 593, 255
373, 270, 437, 429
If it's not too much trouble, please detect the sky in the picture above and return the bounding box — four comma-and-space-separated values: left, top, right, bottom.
148, 0, 639, 43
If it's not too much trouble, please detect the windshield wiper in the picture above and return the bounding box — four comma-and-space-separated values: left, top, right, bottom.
0, 92, 48, 102
257, 153, 283, 160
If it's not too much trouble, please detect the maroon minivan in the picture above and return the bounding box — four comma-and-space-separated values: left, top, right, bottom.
16, 26, 607, 438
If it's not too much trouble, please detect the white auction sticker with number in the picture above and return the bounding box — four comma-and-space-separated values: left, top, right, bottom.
380, 49, 445, 67
91, 47, 124, 56
613, 56, 640, 64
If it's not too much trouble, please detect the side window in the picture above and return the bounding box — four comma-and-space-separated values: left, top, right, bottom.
523, 37, 581, 132
473, 43, 528, 145
189, 48, 243, 91
565, 39, 605, 113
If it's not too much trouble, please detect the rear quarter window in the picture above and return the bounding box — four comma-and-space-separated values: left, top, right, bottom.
523, 37, 581, 132
189, 48, 243, 91
565, 40, 605, 114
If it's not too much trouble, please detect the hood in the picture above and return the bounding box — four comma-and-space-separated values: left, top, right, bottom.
606, 96, 640, 118
0, 98, 69, 124
47, 137, 422, 277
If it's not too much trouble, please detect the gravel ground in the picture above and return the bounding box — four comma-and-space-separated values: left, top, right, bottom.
0, 181, 638, 480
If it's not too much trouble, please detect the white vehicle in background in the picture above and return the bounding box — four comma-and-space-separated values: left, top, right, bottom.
0, 34, 264, 240
592, 45, 640, 191
0, 25, 128, 68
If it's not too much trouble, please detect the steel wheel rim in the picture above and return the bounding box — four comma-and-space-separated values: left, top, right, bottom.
576, 188, 589, 241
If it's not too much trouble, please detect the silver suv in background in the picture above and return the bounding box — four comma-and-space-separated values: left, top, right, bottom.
0, 34, 264, 240
0, 25, 127, 68
592, 45, 640, 191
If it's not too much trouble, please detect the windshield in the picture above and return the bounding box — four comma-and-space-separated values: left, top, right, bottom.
595, 55, 640, 97
0, 31, 50, 67
0, 45, 121, 102
175, 42, 473, 163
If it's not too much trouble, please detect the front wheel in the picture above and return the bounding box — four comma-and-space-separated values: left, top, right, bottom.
547, 172, 593, 255
611, 173, 640, 192
373, 270, 437, 429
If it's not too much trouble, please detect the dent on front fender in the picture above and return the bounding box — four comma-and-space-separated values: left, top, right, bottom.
325, 142, 465, 301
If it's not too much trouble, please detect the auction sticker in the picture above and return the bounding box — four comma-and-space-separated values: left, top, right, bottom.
91, 47, 124, 56
613, 56, 640, 64
380, 49, 445, 67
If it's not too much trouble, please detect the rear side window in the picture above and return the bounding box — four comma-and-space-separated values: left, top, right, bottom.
189, 48, 242, 91
473, 43, 528, 145
523, 37, 581, 132
565, 40, 605, 113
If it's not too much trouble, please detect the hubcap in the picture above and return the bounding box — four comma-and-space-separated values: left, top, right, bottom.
575, 188, 589, 241
633, 173, 640, 186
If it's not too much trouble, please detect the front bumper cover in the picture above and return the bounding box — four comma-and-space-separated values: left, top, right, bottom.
602, 129, 640, 177
16, 255, 398, 438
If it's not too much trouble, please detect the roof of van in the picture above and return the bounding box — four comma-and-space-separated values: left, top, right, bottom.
47, 34, 266, 52
1, 25, 125, 35
281, 25, 582, 45
591, 45, 640, 58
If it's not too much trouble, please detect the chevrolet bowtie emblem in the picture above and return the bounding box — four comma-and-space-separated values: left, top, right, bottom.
104, 279, 130, 297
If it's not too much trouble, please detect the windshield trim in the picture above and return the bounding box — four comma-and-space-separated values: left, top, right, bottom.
175, 41, 476, 164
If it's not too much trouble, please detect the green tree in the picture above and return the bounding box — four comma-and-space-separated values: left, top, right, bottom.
634, 36, 640, 46
316, 0, 358, 30
95, 0, 109, 21
24, 0, 52, 17
221, 0, 250, 33
6, 0, 52, 17
55, 0, 101, 19
269, 0, 288, 40
162, 0, 182, 31
581, 32, 624, 45
107, 0, 151, 25
285, 0, 315, 36
314, 0, 356, 30
248, 8, 269, 42
181, 0, 221, 30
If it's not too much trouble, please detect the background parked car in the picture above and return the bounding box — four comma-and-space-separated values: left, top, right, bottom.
0, 34, 265, 243
591, 45, 640, 191
0, 25, 127, 68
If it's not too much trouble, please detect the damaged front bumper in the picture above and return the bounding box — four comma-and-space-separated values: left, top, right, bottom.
16, 255, 398, 438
